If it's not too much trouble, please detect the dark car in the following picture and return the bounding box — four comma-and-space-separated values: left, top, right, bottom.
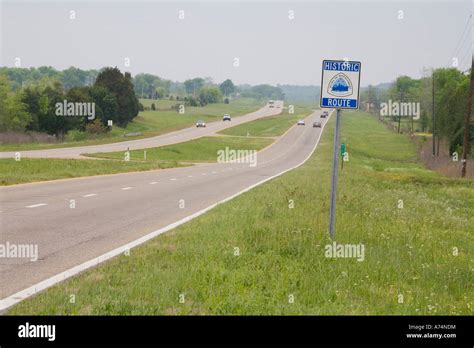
313, 121, 322, 128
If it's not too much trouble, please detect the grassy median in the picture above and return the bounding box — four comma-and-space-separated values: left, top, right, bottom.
1, 105, 304, 185
7, 111, 473, 315
0, 136, 271, 185
85, 136, 273, 162
218, 105, 313, 137
0, 158, 185, 186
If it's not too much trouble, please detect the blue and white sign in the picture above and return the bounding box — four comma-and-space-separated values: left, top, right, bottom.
320, 60, 361, 109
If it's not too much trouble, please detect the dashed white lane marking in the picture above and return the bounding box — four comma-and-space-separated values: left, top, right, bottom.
187, 175, 193, 178
83, 193, 98, 198
202, 173, 207, 175
170, 178, 177, 181
212, 171, 217, 174
121, 187, 133, 191
26, 203, 47, 208
1, 102, 319, 311
149, 182, 158, 185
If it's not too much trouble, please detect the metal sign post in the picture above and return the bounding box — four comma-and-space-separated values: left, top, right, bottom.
320, 59, 361, 240
329, 109, 342, 239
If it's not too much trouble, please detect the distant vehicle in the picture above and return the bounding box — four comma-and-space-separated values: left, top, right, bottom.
321, 110, 329, 118
223, 114, 231, 121
196, 120, 206, 127
297, 120, 305, 126
269, 100, 275, 108
313, 121, 322, 128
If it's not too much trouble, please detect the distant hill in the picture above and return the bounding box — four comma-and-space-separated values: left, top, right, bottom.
361, 82, 392, 91
277, 84, 320, 102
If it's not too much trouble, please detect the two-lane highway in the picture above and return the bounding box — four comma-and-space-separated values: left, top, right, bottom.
0, 109, 331, 310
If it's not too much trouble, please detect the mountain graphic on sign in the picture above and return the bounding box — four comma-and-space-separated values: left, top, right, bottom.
331, 77, 349, 92
327, 73, 353, 97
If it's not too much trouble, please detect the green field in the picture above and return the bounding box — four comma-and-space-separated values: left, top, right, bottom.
85, 136, 273, 162
218, 105, 313, 137
0, 98, 263, 152
8, 111, 473, 315
0, 158, 185, 186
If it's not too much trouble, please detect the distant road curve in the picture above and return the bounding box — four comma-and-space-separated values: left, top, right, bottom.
0, 101, 283, 159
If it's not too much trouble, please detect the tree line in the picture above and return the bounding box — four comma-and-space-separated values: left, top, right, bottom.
0, 67, 139, 136
361, 67, 472, 154
0, 65, 286, 141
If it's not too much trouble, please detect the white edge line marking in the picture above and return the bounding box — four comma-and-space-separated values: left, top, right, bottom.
25, 203, 47, 208
121, 187, 133, 190
83, 194, 98, 198
0, 109, 331, 312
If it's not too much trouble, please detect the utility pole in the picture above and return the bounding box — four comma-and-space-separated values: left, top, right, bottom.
461, 56, 473, 177
398, 91, 402, 133
432, 74, 436, 157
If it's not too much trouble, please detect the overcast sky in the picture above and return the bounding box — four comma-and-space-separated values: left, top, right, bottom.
0, 0, 472, 87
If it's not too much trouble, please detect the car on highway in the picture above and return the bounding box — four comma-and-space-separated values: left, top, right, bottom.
321, 111, 329, 118
223, 114, 231, 121
269, 100, 275, 108
313, 121, 322, 128
196, 120, 206, 127
297, 120, 305, 126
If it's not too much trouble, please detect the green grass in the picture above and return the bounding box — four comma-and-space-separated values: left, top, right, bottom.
85, 136, 273, 162
0, 158, 185, 186
139, 99, 177, 110
219, 105, 313, 137
0, 98, 263, 152
8, 111, 473, 315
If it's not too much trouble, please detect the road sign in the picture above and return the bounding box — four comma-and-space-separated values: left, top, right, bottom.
340, 143, 346, 157
320, 60, 361, 109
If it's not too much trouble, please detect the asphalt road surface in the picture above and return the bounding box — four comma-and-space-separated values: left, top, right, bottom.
0, 109, 329, 305
0, 102, 283, 159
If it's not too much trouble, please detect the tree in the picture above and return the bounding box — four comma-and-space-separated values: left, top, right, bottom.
184, 78, 205, 96
242, 84, 284, 100
0, 75, 31, 132
198, 87, 223, 105
95, 67, 139, 126
432, 68, 469, 152
219, 79, 235, 96
88, 85, 118, 127
61, 67, 88, 90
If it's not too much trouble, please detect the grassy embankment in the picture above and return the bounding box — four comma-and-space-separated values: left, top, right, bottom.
8, 111, 472, 315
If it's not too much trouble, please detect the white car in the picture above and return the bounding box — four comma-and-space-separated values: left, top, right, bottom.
297, 120, 305, 126
196, 120, 206, 127
223, 114, 231, 121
